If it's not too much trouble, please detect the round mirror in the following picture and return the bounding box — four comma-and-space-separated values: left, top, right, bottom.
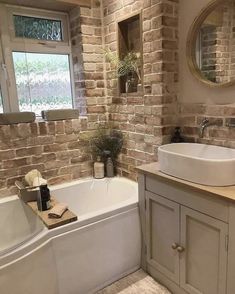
187, 0, 235, 87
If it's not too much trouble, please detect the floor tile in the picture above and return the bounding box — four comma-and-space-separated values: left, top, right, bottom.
97, 269, 171, 294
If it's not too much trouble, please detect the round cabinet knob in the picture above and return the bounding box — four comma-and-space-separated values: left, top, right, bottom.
172, 243, 179, 250
177, 246, 185, 253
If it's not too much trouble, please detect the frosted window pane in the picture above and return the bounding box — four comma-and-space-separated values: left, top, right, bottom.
14, 15, 62, 41
13, 52, 73, 116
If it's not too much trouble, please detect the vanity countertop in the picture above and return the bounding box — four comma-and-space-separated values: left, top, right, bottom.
137, 162, 235, 202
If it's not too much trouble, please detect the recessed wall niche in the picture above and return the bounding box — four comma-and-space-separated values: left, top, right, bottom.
117, 12, 142, 94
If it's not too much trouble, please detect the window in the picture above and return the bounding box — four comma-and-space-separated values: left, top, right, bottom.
13, 52, 73, 116
8, 6, 69, 46
0, 5, 74, 115
13, 15, 63, 41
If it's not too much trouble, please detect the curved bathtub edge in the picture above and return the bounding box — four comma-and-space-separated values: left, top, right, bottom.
0, 228, 49, 268
0, 206, 139, 269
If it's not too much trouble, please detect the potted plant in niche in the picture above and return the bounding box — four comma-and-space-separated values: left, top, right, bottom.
104, 49, 141, 93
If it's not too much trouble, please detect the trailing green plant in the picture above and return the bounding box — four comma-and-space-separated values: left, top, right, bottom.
104, 49, 141, 82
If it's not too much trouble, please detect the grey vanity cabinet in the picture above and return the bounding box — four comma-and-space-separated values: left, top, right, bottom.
146, 192, 180, 284
145, 190, 228, 294
180, 206, 228, 294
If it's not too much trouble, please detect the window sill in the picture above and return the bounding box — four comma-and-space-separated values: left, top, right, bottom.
35, 116, 88, 123
0, 116, 88, 127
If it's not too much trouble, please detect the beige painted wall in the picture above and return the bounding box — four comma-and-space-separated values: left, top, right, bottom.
179, 0, 235, 105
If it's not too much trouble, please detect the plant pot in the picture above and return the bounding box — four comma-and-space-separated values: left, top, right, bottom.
125, 80, 131, 93
137, 83, 142, 93
125, 75, 138, 93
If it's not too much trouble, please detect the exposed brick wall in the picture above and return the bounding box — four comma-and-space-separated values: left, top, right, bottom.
200, 0, 235, 83
200, 25, 217, 82
0, 0, 108, 198
215, 1, 235, 83
70, 7, 87, 114
0, 119, 93, 198
179, 103, 235, 148
103, 0, 179, 180
1, 0, 180, 195
70, 1, 108, 124
2, 0, 235, 197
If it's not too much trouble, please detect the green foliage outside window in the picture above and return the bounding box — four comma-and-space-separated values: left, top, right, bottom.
13, 52, 73, 115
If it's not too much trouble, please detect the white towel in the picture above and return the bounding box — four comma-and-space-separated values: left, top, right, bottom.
25, 169, 42, 186
48, 203, 68, 219
33, 177, 47, 187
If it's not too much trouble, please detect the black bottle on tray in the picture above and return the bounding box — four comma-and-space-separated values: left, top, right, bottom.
37, 184, 51, 211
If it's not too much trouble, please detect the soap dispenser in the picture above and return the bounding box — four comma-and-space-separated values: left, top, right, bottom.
171, 127, 184, 143
106, 157, 114, 178
37, 184, 51, 211
94, 156, 105, 179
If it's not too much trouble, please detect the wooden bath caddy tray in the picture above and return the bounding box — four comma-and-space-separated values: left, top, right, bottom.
27, 197, 77, 230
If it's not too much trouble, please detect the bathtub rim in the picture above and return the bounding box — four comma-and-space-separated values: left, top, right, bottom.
0, 195, 18, 204
49, 175, 138, 192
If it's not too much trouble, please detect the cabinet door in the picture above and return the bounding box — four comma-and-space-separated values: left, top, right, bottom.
180, 206, 228, 294
146, 191, 180, 284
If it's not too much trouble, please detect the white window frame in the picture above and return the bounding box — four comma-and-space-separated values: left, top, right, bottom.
0, 38, 10, 112
7, 6, 70, 49
0, 4, 75, 113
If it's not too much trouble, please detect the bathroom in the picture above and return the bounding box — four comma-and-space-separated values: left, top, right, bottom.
0, 0, 235, 293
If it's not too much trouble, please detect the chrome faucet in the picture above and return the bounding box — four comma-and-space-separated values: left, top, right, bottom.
199, 118, 210, 138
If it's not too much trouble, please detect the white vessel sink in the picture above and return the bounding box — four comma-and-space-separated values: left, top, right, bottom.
158, 143, 235, 186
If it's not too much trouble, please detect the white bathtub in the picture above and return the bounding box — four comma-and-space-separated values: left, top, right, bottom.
0, 196, 44, 256
0, 177, 141, 294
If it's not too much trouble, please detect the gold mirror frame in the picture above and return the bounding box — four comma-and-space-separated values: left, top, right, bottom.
186, 0, 235, 88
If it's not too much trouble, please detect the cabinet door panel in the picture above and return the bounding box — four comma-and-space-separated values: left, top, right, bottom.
146, 191, 180, 284
180, 206, 228, 294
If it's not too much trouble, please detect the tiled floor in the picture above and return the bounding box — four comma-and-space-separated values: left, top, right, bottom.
97, 270, 171, 294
